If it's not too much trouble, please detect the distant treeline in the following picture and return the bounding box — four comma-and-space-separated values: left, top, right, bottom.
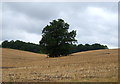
1, 40, 41, 53
1, 40, 108, 54
71, 44, 108, 53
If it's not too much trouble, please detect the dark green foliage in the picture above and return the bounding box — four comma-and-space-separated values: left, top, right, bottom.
1, 40, 108, 55
1, 18, 108, 56
72, 43, 108, 53
2, 40, 41, 53
39, 19, 77, 57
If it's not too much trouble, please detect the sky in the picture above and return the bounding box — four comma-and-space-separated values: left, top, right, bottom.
2, 2, 118, 49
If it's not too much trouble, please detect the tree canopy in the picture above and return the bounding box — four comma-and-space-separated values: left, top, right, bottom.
1, 19, 108, 57
2, 40, 41, 53
71, 43, 108, 53
39, 19, 77, 57
1, 40, 108, 55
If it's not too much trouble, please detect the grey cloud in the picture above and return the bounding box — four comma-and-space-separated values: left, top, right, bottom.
2, 2, 118, 48
3, 9, 44, 35
3, 2, 59, 20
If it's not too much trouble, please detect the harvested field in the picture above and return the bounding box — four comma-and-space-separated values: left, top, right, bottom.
1, 48, 118, 82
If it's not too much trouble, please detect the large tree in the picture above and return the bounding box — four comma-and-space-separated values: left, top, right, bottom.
39, 19, 77, 57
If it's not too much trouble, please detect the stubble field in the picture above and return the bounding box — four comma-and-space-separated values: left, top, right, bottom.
1, 48, 118, 82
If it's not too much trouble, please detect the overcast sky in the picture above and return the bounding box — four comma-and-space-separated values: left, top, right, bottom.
2, 2, 118, 49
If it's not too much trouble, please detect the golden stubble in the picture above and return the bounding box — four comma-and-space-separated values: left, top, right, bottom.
2, 48, 118, 82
